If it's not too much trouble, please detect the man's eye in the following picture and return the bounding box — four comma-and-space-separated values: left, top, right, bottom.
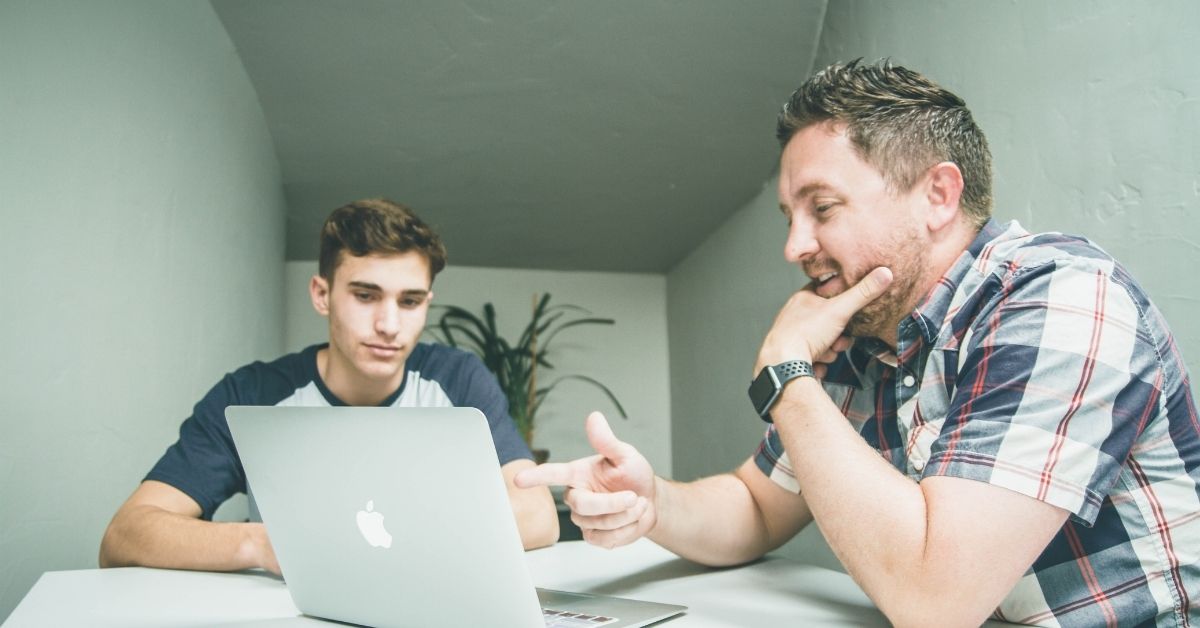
815, 203, 834, 214
354, 292, 375, 301
400, 298, 423, 308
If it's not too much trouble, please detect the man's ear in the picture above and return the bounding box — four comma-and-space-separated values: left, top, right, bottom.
310, 275, 331, 317
925, 161, 965, 232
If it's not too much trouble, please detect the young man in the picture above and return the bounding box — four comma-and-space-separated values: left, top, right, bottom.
101, 198, 558, 574
518, 60, 1199, 626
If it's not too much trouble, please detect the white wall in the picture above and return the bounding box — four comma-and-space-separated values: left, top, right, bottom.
285, 262, 672, 472
0, 2, 286, 621
667, 180, 801, 480
667, 180, 845, 570
666, 0, 1200, 569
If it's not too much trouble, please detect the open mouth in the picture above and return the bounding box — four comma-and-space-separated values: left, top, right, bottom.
812, 270, 839, 289
809, 270, 842, 296
816, 271, 838, 285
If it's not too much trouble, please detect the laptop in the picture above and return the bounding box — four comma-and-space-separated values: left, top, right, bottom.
226, 405, 686, 628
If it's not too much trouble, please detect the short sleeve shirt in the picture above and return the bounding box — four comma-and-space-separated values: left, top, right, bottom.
754, 220, 1200, 627
147, 342, 531, 520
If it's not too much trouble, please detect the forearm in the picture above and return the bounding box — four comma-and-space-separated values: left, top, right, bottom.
511, 488, 560, 550
503, 459, 560, 550
648, 472, 783, 567
771, 379, 963, 625
99, 504, 272, 572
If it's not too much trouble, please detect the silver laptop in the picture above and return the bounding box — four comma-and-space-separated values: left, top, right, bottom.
226, 405, 686, 628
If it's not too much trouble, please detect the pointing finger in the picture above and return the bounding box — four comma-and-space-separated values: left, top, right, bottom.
515, 461, 584, 489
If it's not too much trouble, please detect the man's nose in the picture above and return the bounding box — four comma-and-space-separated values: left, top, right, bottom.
375, 303, 401, 336
784, 217, 818, 263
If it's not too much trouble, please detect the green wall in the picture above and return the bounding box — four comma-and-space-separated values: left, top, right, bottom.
0, 1, 286, 620
667, 0, 1200, 565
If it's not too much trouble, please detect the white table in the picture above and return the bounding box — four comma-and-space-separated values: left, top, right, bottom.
4, 539, 1015, 626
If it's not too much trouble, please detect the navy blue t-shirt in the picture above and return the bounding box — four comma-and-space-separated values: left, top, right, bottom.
146, 343, 531, 520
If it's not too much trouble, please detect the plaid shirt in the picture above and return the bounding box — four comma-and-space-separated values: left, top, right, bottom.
755, 220, 1199, 627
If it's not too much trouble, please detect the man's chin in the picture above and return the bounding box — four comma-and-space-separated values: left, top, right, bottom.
355, 357, 407, 380
846, 308, 890, 340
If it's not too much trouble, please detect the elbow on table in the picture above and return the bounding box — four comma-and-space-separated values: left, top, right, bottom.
662, 538, 770, 569
879, 593, 995, 628
97, 522, 127, 568
521, 507, 561, 550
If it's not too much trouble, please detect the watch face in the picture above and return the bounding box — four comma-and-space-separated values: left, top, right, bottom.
748, 367, 779, 418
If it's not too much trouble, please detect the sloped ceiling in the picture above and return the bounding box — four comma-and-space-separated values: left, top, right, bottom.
212, 0, 826, 272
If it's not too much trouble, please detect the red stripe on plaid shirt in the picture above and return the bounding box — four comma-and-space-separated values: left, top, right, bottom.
1038, 271, 1107, 501
976, 240, 996, 274
936, 285, 1002, 475
1128, 456, 1192, 626
1135, 370, 1164, 439
1021, 572, 1153, 625
839, 387, 855, 416
1064, 523, 1120, 627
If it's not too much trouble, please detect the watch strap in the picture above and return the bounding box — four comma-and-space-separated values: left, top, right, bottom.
748, 360, 814, 423
772, 360, 814, 382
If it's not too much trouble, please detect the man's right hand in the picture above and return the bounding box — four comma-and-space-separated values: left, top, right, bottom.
514, 412, 657, 549
240, 522, 281, 575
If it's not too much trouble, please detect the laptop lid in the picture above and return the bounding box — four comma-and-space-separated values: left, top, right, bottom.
226, 405, 684, 628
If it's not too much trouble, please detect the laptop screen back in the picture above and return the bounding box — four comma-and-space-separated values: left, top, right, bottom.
227, 405, 545, 627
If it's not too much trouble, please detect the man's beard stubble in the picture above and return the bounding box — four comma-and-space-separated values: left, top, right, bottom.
842, 232, 927, 341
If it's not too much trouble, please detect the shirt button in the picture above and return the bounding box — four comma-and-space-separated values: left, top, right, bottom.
902, 375, 916, 387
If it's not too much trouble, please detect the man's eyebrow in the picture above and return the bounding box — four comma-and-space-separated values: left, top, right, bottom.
780, 182, 834, 214
347, 281, 382, 291
793, 181, 833, 201
347, 281, 429, 297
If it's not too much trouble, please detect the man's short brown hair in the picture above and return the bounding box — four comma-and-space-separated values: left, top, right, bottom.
777, 59, 993, 229
317, 198, 447, 281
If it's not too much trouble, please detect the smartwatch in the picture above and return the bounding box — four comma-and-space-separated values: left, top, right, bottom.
748, 360, 814, 422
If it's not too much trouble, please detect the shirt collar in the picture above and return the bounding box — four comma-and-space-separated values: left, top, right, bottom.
829, 218, 1022, 385
824, 337, 896, 389
907, 218, 1020, 345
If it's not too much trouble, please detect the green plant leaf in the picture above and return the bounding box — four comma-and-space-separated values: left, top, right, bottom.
539, 317, 615, 353
427, 294, 626, 446
533, 374, 628, 419
437, 321, 486, 353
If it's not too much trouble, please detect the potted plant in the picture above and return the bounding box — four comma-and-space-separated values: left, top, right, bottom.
427, 293, 626, 461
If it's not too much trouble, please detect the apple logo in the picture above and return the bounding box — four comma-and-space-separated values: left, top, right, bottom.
355, 500, 393, 549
